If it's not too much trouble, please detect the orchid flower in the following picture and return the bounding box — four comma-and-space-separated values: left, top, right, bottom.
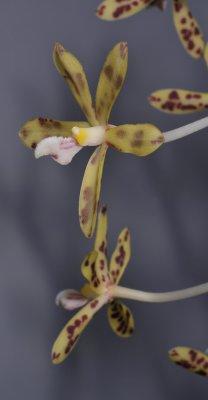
52, 205, 208, 364
169, 346, 208, 377
96, 0, 206, 61
19, 43, 208, 239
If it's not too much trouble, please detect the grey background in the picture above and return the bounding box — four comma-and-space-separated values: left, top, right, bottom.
1, 0, 208, 398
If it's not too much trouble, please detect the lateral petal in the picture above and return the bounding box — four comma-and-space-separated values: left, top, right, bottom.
53, 43, 98, 125
95, 42, 128, 124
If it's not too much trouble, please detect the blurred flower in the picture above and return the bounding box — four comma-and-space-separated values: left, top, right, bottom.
52, 205, 134, 364
169, 346, 208, 377
96, 0, 206, 61
19, 42, 164, 238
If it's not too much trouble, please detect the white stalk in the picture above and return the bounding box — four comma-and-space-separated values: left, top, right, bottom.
114, 282, 208, 303
163, 116, 208, 143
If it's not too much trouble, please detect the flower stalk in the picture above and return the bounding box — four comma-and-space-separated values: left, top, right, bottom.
114, 282, 208, 303
163, 116, 208, 143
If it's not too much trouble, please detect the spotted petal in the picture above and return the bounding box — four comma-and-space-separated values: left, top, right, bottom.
110, 228, 131, 284
96, 0, 154, 21
173, 0, 205, 59
81, 249, 110, 294
55, 289, 88, 311
19, 118, 89, 150
149, 89, 208, 114
107, 124, 163, 156
34, 136, 82, 165
79, 144, 108, 238
107, 300, 134, 337
94, 205, 108, 256
53, 43, 98, 126
95, 42, 128, 124
169, 347, 208, 377
52, 295, 107, 364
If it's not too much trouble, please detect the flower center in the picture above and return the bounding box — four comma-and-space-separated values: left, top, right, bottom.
72, 125, 106, 146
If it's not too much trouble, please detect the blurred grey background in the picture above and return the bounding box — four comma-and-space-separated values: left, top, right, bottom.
1, 0, 208, 398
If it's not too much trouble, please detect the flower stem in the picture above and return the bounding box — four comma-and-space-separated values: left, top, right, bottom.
114, 282, 208, 303
163, 116, 208, 143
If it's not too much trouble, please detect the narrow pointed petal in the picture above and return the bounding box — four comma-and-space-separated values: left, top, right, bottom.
95, 42, 128, 124
96, 0, 154, 21
52, 295, 107, 364
107, 124, 163, 156
149, 89, 208, 114
169, 347, 208, 377
110, 228, 131, 284
81, 250, 110, 294
19, 118, 89, 149
55, 289, 88, 310
151, 0, 167, 11
34, 136, 82, 165
173, 0, 205, 59
107, 300, 134, 337
79, 144, 108, 238
53, 43, 98, 126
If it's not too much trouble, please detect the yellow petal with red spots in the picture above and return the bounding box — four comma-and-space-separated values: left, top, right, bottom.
81, 248, 110, 294
110, 228, 131, 284
96, 0, 154, 21
149, 89, 208, 114
107, 124, 164, 156
52, 295, 107, 364
79, 144, 108, 238
94, 205, 108, 256
169, 347, 208, 377
53, 43, 98, 126
107, 300, 134, 337
19, 118, 89, 150
172, 0, 205, 59
95, 42, 128, 124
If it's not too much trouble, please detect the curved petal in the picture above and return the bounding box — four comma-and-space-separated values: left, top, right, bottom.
52, 295, 107, 364
53, 43, 98, 126
34, 136, 82, 165
173, 0, 205, 59
107, 300, 134, 337
106, 124, 164, 156
81, 249, 110, 294
55, 289, 88, 310
95, 42, 128, 124
149, 89, 208, 114
96, 0, 154, 21
169, 347, 208, 377
110, 228, 131, 284
19, 118, 89, 149
79, 144, 108, 238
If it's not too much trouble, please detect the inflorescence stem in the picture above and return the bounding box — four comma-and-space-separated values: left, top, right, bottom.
163, 116, 208, 143
114, 282, 208, 303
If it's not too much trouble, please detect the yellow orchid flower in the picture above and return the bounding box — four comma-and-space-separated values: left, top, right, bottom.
169, 346, 208, 377
52, 205, 208, 365
96, 0, 206, 61
19, 42, 164, 239
19, 42, 208, 239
